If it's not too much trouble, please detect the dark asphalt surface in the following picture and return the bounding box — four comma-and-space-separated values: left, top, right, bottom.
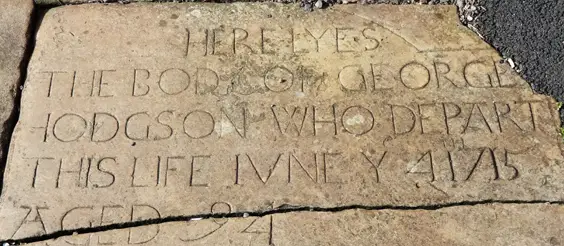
472, 0, 564, 125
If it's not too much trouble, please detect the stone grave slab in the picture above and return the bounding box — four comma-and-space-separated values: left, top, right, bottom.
0, 0, 33, 177
25, 204, 564, 245
1, 3, 563, 242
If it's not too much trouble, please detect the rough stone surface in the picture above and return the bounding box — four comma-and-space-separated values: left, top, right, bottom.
1, 3, 563, 242
0, 0, 33, 191
25, 204, 564, 245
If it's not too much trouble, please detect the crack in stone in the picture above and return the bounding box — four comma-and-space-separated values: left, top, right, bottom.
3, 199, 564, 245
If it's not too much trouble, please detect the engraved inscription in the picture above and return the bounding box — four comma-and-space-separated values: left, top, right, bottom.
2, 5, 563, 242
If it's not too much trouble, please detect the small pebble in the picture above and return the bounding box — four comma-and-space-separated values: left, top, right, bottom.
243, 212, 249, 218
303, 2, 313, 11
507, 58, 515, 68
315, 0, 323, 8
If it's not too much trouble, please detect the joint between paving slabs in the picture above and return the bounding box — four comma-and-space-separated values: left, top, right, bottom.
0, 4, 42, 196
3, 199, 564, 245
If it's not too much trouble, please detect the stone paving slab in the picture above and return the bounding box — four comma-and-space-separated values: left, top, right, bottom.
24, 204, 564, 246
1, 2, 563, 243
0, 0, 33, 188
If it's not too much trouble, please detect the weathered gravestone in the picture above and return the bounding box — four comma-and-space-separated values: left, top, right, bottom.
0, 2, 563, 243
25, 204, 564, 245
